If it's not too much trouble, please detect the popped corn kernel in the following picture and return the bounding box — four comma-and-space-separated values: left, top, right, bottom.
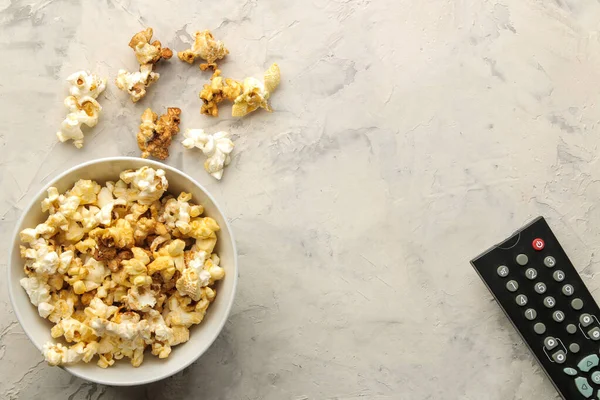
177, 30, 229, 70
56, 71, 107, 148
182, 129, 234, 180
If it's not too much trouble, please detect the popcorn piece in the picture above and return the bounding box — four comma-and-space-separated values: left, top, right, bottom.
160, 194, 195, 234
43, 341, 99, 365
129, 27, 173, 65
116, 28, 172, 102
232, 63, 281, 117
122, 285, 157, 312
137, 107, 181, 160
199, 69, 242, 117
57, 71, 107, 148
164, 293, 205, 327
20, 275, 54, 318
91, 311, 150, 341
177, 30, 229, 70
51, 317, 96, 343
182, 129, 234, 180
199, 63, 280, 117
120, 167, 168, 205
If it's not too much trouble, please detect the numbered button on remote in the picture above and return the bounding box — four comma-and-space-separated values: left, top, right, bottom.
570, 343, 580, 353
592, 371, 600, 385
575, 377, 593, 398
525, 268, 537, 280
544, 256, 556, 268
543, 296, 556, 309
497, 265, 509, 278
524, 308, 537, 320
562, 284, 574, 296
516, 254, 529, 266
571, 298, 584, 311
567, 324, 577, 334
580, 314, 594, 327
588, 327, 600, 341
553, 311, 565, 323
534, 282, 546, 294
506, 280, 519, 292
544, 337, 558, 350
552, 350, 566, 364
516, 294, 528, 306
577, 354, 599, 372
534, 323, 546, 335
553, 270, 565, 282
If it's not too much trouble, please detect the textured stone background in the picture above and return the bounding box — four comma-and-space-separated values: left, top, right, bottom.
3, 0, 600, 398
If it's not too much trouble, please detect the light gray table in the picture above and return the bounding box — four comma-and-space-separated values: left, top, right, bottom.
2, 0, 600, 398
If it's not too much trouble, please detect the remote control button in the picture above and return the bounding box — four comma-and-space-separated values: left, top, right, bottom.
544, 256, 556, 268
516, 254, 529, 266
580, 314, 594, 327
553, 270, 565, 282
506, 280, 519, 292
572, 298, 584, 311
525, 308, 537, 320
532, 238, 545, 251
534, 282, 547, 294
570, 343, 581, 353
592, 372, 600, 385
588, 327, 600, 341
578, 355, 599, 372
575, 377, 593, 397
525, 268, 537, 280
544, 337, 558, 350
567, 324, 578, 334
552, 350, 566, 364
564, 367, 578, 376
543, 296, 556, 308
553, 310, 565, 322
534, 323, 546, 334
562, 284, 574, 296
516, 294, 528, 306
497, 265, 509, 278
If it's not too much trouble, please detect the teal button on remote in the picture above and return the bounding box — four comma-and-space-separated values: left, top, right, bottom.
575, 377, 593, 398
577, 355, 599, 373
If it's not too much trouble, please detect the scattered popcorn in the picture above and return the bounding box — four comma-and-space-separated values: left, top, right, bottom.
19, 166, 225, 368
116, 28, 173, 102
177, 30, 229, 70
137, 107, 182, 160
199, 63, 280, 117
56, 71, 107, 148
182, 129, 234, 180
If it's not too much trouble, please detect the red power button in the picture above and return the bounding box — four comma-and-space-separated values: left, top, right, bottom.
532, 238, 545, 251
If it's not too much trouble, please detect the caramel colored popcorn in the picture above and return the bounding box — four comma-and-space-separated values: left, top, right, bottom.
20, 166, 225, 368
137, 107, 181, 160
116, 28, 173, 102
177, 30, 229, 70
199, 63, 280, 117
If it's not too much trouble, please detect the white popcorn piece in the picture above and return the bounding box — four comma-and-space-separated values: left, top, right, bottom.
20, 276, 54, 318
56, 71, 107, 148
123, 286, 157, 312
43, 341, 99, 365
115, 65, 159, 103
91, 313, 150, 341
84, 297, 118, 320
161, 194, 193, 234
120, 166, 168, 204
182, 129, 234, 180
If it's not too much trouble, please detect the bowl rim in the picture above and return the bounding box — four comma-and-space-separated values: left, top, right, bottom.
7, 156, 239, 386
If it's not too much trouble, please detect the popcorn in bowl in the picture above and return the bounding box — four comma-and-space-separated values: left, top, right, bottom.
18, 166, 225, 368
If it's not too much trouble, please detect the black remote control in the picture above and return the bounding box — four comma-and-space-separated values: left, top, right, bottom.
472, 216, 600, 399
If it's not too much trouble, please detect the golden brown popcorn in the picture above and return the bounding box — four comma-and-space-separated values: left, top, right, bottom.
177, 30, 229, 70
116, 28, 173, 102
137, 107, 182, 160
199, 63, 280, 117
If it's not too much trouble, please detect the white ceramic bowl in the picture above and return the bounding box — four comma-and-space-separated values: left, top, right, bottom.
8, 157, 238, 386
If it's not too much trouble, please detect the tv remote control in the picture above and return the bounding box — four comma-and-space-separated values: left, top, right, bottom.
471, 216, 600, 399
